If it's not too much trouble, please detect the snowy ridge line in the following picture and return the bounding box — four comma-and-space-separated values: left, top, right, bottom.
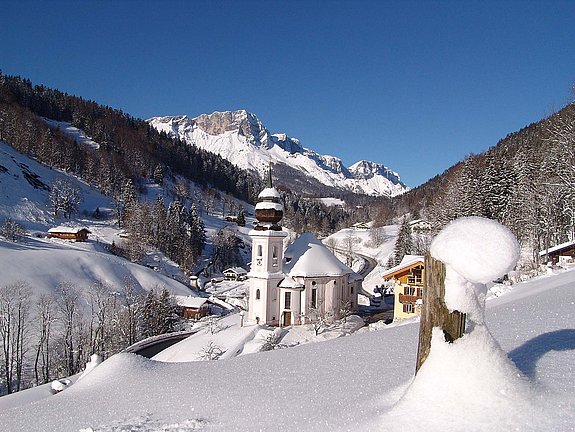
148, 111, 409, 197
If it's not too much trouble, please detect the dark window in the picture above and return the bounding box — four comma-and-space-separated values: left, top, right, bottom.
285, 292, 291, 309
403, 303, 414, 313
256, 289, 261, 300
351, 286, 354, 294
311, 288, 317, 308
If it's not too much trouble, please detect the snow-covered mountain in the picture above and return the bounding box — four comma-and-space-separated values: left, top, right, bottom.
148, 110, 409, 197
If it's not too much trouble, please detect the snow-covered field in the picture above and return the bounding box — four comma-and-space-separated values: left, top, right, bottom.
2, 135, 574, 431
0, 264, 573, 431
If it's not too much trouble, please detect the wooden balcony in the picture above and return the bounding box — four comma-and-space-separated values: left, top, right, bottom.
399, 294, 420, 303
407, 276, 423, 286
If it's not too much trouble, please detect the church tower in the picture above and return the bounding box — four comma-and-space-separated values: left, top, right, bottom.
247, 168, 287, 325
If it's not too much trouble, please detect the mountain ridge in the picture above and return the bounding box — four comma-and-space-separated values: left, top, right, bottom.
148, 110, 408, 197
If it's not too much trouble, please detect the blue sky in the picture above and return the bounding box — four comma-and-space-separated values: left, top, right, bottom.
1, 0, 574, 187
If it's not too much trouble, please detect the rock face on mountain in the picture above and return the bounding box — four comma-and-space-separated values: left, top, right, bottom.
148, 110, 408, 197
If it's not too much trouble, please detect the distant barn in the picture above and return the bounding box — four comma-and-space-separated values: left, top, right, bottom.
48, 226, 91, 242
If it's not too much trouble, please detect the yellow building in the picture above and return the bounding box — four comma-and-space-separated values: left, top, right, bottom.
381, 255, 424, 321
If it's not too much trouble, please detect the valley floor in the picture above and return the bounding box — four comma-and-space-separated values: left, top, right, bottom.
0, 267, 574, 431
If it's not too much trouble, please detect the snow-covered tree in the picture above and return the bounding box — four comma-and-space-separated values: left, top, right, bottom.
0, 218, 26, 242
49, 178, 82, 219
205, 316, 222, 335
388, 218, 414, 267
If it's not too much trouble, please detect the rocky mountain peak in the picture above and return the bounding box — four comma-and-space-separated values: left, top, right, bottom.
147, 112, 409, 197
193, 110, 270, 148
349, 160, 403, 186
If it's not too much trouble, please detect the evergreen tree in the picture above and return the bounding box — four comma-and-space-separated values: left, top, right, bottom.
389, 218, 414, 267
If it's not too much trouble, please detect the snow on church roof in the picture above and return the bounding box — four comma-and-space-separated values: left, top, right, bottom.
255, 201, 283, 211
258, 187, 281, 199
284, 232, 356, 278
279, 275, 304, 289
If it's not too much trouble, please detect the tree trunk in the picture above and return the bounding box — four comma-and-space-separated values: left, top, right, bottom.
416, 253, 466, 374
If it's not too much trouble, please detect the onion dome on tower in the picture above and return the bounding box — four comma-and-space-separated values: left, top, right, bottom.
254, 165, 284, 230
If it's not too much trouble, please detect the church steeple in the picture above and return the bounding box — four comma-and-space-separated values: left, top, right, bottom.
267, 161, 273, 188
254, 163, 283, 230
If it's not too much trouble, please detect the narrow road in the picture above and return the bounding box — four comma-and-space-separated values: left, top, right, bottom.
355, 252, 379, 297
124, 328, 201, 358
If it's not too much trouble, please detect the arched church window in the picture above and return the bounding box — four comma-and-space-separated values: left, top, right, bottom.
257, 245, 263, 257
256, 289, 261, 300
272, 245, 278, 267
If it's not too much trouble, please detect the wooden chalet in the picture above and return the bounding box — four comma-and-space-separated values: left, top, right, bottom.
48, 226, 91, 242
176, 296, 210, 320
539, 240, 575, 265
223, 267, 248, 281
381, 255, 425, 320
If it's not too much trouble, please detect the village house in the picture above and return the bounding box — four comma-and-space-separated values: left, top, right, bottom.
48, 226, 91, 242
175, 295, 235, 320
539, 240, 575, 265
247, 176, 361, 327
381, 255, 425, 321
223, 267, 248, 281
176, 296, 210, 320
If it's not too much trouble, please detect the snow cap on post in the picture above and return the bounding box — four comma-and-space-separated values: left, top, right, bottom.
430, 216, 520, 284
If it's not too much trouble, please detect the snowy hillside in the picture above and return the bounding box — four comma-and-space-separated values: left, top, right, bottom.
148, 111, 408, 197
0, 265, 574, 431
0, 140, 110, 232
0, 139, 195, 300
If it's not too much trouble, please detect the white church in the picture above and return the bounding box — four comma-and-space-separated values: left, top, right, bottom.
247, 179, 361, 327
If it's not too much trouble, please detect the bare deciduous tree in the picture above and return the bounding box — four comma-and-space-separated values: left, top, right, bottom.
33, 294, 55, 386
0, 281, 31, 394
197, 340, 224, 361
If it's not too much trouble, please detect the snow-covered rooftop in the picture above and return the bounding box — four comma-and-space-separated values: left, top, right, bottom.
257, 187, 281, 199
284, 232, 357, 278
381, 254, 424, 278
538, 239, 575, 256
48, 226, 91, 234
278, 275, 305, 289
174, 296, 208, 309
254, 201, 283, 211
223, 267, 247, 275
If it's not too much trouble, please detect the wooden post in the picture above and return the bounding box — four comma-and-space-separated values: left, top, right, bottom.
415, 253, 466, 374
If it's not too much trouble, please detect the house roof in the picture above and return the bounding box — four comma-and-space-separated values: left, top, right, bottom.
284, 232, 357, 278
381, 255, 424, 279
538, 240, 575, 256
48, 226, 91, 234
223, 267, 247, 275
175, 296, 208, 309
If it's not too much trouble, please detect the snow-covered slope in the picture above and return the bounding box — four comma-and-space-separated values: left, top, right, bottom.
0, 140, 194, 302
0, 140, 109, 232
0, 266, 574, 431
148, 110, 409, 197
